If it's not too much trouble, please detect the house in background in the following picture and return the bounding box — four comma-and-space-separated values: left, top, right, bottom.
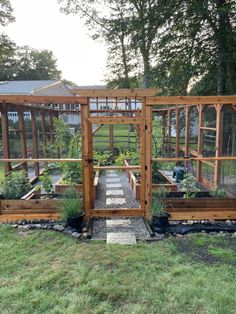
0, 80, 80, 126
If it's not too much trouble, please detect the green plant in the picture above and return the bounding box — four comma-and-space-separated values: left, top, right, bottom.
210, 187, 227, 198
94, 151, 112, 166
61, 162, 82, 184
39, 172, 54, 195
59, 188, 84, 220
151, 200, 167, 216
153, 187, 169, 199
180, 173, 200, 199
1, 171, 31, 199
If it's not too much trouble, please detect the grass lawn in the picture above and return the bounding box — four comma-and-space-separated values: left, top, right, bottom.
0, 226, 236, 314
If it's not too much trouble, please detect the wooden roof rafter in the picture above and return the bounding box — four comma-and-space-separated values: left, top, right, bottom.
72, 88, 161, 98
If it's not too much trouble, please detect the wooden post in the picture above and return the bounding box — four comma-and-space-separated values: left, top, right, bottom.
168, 109, 172, 157
185, 106, 190, 157
109, 124, 114, 153
18, 107, 28, 172
49, 112, 54, 145
175, 107, 180, 157
40, 111, 47, 155
214, 104, 224, 186
143, 99, 152, 221
162, 112, 167, 156
31, 110, 40, 177
197, 104, 204, 182
1, 103, 11, 173
81, 98, 94, 218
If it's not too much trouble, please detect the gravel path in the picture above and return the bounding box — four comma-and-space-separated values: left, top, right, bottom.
95, 170, 140, 209
92, 217, 151, 240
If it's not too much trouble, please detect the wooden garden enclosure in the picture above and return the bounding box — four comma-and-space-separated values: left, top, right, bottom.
0, 90, 236, 222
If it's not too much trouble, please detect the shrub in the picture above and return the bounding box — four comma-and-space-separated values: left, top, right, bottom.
151, 200, 167, 216
1, 171, 31, 199
210, 187, 227, 198
39, 172, 54, 195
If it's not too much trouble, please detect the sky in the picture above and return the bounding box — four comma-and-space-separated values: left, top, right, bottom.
5, 0, 107, 85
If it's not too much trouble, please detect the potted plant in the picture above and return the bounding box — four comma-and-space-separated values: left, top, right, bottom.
151, 199, 170, 227
59, 188, 84, 230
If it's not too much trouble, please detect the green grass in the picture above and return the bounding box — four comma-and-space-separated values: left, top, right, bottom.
0, 226, 236, 314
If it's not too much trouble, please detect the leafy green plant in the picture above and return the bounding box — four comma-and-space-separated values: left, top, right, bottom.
210, 187, 227, 198
39, 172, 54, 195
1, 171, 31, 199
61, 162, 82, 184
59, 188, 84, 220
151, 200, 167, 216
153, 187, 170, 199
94, 151, 112, 166
180, 173, 200, 199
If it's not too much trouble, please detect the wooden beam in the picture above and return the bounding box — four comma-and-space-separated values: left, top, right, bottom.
214, 104, 224, 186
144, 102, 152, 221
88, 117, 144, 125
197, 105, 204, 182
185, 106, 190, 157
162, 112, 167, 156
31, 110, 39, 177
92, 124, 103, 135
40, 111, 47, 158
72, 88, 161, 97
109, 124, 114, 153
81, 100, 94, 218
168, 109, 172, 157
146, 96, 236, 105
1, 103, 11, 173
0, 158, 82, 163
18, 107, 28, 172
94, 165, 140, 171
49, 112, 54, 145
91, 208, 144, 217
175, 107, 180, 157
0, 95, 87, 105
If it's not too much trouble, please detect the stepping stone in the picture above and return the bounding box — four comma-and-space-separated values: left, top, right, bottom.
106, 190, 124, 196
107, 170, 116, 174
106, 183, 122, 188
106, 178, 120, 183
106, 198, 126, 205
107, 173, 118, 178
107, 232, 137, 244
106, 219, 131, 227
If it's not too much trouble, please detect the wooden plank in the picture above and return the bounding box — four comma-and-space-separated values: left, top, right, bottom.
31, 110, 40, 177
200, 127, 216, 131
162, 112, 167, 155
144, 103, 152, 221
92, 124, 103, 134
72, 88, 161, 97
94, 165, 140, 171
167, 109, 172, 157
49, 112, 54, 145
169, 211, 236, 220
0, 158, 82, 163
40, 111, 47, 158
152, 157, 236, 161
175, 107, 180, 157
0, 213, 60, 222
89, 117, 144, 125
109, 124, 114, 153
1, 103, 11, 173
146, 96, 236, 105
18, 107, 28, 172
81, 99, 93, 218
185, 106, 190, 157
0, 95, 87, 105
197, 105, 204, 182
214, 104, 224, 186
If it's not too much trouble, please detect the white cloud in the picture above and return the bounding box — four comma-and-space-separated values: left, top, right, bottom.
5, 0, 107, 85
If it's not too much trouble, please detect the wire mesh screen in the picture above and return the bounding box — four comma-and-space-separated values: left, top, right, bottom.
220, 161, 236, 196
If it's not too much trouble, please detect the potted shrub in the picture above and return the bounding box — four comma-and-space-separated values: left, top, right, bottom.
151, 199, 170, 227
59, 188, 84, 230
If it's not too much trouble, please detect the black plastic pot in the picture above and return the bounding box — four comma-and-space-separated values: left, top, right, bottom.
153, 213, 170, 227
67, 213, 85, 231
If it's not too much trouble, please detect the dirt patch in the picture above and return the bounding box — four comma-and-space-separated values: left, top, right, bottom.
173, 236, 236, 266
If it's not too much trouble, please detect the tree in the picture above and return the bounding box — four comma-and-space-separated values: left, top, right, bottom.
0, 0, 15, 27
14, 46, 62, 80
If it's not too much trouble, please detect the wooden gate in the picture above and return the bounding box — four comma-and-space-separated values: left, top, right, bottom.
80, 97, 152, 220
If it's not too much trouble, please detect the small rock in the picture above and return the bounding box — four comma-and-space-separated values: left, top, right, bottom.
41, 224, 49, 229
155, 233, 165, 240
72, 232, 81, 239
225, 220, 232, 225
53, 224, 65, 232
187, 220, 194, 225
82, 227, 87, 232
34, 224, 42, 229
11, 224, 18, 228
18, 224, 31, 230
63, 227, 73, 235
83, 232, 88, 238
231, 232, 236, 238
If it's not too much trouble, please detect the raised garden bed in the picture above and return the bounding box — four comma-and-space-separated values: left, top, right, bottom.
127, 169, 177, 201
55, 171, 99, 197
162, 198, 236, 220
